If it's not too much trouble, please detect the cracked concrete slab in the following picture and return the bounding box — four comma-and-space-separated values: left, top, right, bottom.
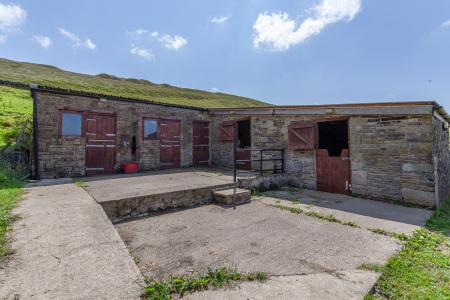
0, 184, 144, 299
262, 188, 432, 235
184, 270, 380, 300
116, 201, 401, 282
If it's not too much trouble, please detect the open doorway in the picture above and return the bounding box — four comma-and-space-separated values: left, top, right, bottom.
236, 119, 252, 170
318, 120, 348, 156
316, 119, 351, 194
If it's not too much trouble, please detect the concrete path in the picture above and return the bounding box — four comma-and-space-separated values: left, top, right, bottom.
0, 183, 144, 299
262, 188, 433, 235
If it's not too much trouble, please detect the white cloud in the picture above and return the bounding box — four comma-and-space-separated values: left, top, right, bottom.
58, 28, 96, 50
130, 45, 155, 60
210, 14, 231, 24
253, 0, 362, 51
441, 20, 450, 28
150, 31, 187, 50
129, 28, 188, 50
0, 3, 26, 42
211, 87, 219, 92
32, 35, 52, 48
84, 38, 96, 50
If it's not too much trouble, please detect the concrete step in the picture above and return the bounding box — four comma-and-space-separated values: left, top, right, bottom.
213, 188, 251, 205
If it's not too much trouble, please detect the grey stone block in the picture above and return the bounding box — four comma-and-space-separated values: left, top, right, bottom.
352, 171, 367, 185
402, 163, 433, 173
401, 188, 435, 207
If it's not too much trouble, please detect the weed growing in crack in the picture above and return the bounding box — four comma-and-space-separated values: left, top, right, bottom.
368, 228, 409, 241
273, 204, 361, 228
358, 262, 385, 273
144, 268, 268, 299
73, 178, 87, 188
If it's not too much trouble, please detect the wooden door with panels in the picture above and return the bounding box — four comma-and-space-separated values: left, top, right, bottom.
288, 120, 351, 195
85, 113, 116, 176
159, 119, 181, 169
193, 121, 209, 166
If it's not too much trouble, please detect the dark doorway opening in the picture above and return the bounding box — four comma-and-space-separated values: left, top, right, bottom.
318, 120, 348, 156
237, 119, 251, 148
236, 119, 251, 170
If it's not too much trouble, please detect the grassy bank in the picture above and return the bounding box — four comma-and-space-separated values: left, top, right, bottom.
0, 167, 24, 260
0, 58, 269, 108
0, 85, 32, 147
366, 199, 450, 299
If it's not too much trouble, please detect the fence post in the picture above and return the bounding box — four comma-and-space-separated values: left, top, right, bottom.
233, 121, 237, 183
260, 149, 263, 176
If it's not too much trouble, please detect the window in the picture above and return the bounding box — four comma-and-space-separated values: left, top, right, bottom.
143, 119, 158, 139
60, 112, 82, 136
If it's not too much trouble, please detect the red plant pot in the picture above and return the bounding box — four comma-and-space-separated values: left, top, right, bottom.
122, 162, 139, 174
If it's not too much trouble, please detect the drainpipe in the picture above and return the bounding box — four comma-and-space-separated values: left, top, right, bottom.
31, 84, 40, 180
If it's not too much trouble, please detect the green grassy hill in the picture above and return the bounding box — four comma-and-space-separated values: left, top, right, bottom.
0, 58, 270, 147
0, 58, 269, 108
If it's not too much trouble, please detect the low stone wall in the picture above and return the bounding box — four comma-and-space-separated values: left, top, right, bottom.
100, 183, 234, 222
238, 174, 301, 191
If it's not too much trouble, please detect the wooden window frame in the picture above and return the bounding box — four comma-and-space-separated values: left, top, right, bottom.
58, 110, 85, 138
142, 117, 159, 140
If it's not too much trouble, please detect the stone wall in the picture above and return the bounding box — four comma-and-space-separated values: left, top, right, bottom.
432, 115, 450, 206
350, 115, 435, 206
36, 91, 209, 178
211, 113, 438, 206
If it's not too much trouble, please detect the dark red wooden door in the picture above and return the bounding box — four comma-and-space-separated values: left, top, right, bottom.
159, 119, 180, 169
85, 113, 116, 176
193, 121, 209, 166
316, 149, 350, 194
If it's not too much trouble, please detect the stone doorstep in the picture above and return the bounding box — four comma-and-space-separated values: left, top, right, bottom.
213, 188, 251, 205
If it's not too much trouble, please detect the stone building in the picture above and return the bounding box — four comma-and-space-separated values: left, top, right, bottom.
31, 86, 449, 207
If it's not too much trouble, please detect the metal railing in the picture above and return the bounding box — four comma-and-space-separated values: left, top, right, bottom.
233, 148, 285, 182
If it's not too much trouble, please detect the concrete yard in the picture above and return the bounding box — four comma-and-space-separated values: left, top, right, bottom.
116, 200, 404, 298
0, 172, 434, 300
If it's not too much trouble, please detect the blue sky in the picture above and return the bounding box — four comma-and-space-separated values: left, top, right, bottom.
0, 0, 450, 111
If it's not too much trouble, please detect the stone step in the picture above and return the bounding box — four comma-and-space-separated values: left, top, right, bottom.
213, 188, 251, 205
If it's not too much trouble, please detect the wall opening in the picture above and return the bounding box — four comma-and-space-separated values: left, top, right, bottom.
237, 119, 251, 148
318, 120, 348, 156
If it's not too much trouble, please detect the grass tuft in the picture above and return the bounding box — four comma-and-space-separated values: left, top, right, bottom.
144, 268, 268, 299
358, 262, 385, 273
291, 199, 301, 204
368, 228, 409, 241
73, 178, 87, 188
